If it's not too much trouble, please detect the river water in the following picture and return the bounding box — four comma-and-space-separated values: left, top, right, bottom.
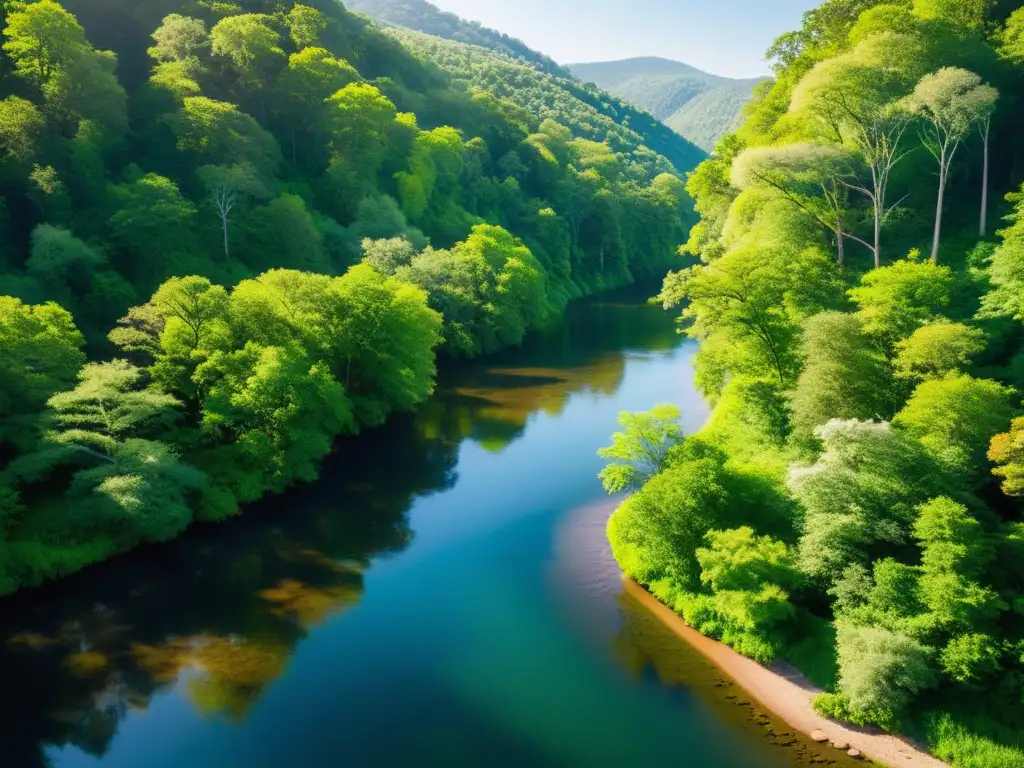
0, 284, 854, 767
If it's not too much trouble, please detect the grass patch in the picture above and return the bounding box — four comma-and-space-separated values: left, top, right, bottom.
924, 712, 1024, 768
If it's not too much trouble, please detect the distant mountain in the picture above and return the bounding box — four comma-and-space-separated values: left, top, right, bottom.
569, 57, 769, 152
345, 0, 707, 174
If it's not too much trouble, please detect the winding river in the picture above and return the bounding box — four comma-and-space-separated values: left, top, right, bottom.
0, 284, 858, 767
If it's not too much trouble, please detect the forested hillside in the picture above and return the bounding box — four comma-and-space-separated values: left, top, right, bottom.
346, 0, 570, 76
569, 57, 768, 151
0, 0, 695, 595
601, 1, 1024, 766
340, 0, 707, 174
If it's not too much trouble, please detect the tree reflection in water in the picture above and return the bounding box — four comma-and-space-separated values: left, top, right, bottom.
0, 284, 676, 766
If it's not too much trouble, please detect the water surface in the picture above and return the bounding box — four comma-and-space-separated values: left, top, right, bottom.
0, 285, 854, 767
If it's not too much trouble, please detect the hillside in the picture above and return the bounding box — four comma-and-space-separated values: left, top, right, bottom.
343, 0, 707, 174
345, 0, 569, 77
569, 57, 767, 151
601, 2, 1024, 768
0, 0, 697, 595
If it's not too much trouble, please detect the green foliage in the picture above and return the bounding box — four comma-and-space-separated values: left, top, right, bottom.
195, 342, 352, 504
662, 241, 840, 389
789, 311, 894, 448
835, 623, 937, 728
989, 417, 1024, 497
894, 321, 987, 381
607, 450, 736, 593
621, 3, 1024, 764
0, 296, 85, 451
788, 419, 948, 582
894, 373, 1015, 480
850, 256, 954, 345
597, 404, 684, 493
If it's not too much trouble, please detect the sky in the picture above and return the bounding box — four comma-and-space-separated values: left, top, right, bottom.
427, 0, 820, 79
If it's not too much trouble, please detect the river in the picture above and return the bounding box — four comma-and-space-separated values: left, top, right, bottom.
0, 284, 856, 767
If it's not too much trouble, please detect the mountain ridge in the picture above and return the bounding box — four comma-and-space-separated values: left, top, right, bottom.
344, 0, 706, 172
569, 57, 769, 152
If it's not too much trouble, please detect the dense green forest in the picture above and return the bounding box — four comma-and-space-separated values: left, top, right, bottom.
601, 1, 1024, 766
346, 0, 571, 77
569, 57, 768, 152
0, 0, 697, 595
340, 0, 707, 174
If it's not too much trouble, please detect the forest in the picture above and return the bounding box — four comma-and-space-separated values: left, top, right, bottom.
601, 1, 1024, 766
0, 0, 697, 595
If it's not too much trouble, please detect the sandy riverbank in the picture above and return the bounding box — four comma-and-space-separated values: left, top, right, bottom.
623, 578, 949, 768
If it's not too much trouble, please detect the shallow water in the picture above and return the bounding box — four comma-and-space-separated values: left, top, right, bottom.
0, 284, 858, 767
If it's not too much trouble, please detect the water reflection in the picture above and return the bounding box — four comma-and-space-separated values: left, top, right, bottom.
0, 285, 677, 767
0, 419, 454, 766
611, 588, 865, 768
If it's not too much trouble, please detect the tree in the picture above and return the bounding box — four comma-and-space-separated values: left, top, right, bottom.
731, 142, 869, 266
0, 96, 44, 163
791, 34, 922, 267
46, 360, 180, 456
274, 47, 357, 164
989, 417, 1024, 497
788, 420, 949, 581
287, 5, 326, 50
452, 224, 549, 349
242, 194, 327, 273
169, 97, 281, 179
148, 276, 231, 403
2, 0, 88, 88
694, 527, 800, 662
36, 360, 203, 544
914, 0, 992, 30
894, 373, 1015, 480
848, 255, 953, 347
998, 8, 1024, 64
361, 237, 417, 275
902, 69, 998, 261
697, 527, 799, 594
194, 342, 353, 502
26, 224, 105, 296
148, 14, 207, 63
210, 14, 283, 86
607, 454, 735, 592
662, 243, 839, 387
913, 497, 1001, 634
789, 312, 894, 447
893, 321, 987, 382
0, 297, 85, 450
835, 623, 936, 726
323, 83, 397, 176
198, 163, 269, 261
108, 174, 197, 283
981, 188, 1024, 322
597, 405, 685, 493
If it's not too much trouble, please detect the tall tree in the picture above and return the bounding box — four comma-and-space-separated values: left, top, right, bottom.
791, 33, 923, 267
903, 68, 998, 261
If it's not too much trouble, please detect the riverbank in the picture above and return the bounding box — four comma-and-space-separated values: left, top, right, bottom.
623, 578, 949, 768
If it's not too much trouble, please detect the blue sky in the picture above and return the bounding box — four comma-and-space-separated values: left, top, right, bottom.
428, 0, 820, 79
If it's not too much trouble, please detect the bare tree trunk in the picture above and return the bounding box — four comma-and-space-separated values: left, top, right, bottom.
932, 157, 947, 263
873, 196, 882, 269
221, 211, 230, 261
980, 122, 990, 237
